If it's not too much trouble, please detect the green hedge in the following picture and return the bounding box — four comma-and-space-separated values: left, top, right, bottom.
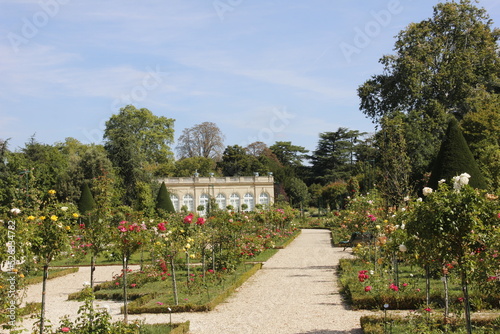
25, 267, 79, 285
360, 314, 500, 334
170, 321, 190, 334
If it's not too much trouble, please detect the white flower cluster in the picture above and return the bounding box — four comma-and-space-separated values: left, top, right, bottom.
422, 187, 433, 196
453, 172, 471, 191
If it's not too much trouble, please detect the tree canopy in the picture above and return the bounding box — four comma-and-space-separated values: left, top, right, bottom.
176, 122, 225, 160
104, 105, 175, 207
358, 0, 500, 184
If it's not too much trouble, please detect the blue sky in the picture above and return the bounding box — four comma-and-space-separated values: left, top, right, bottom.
1, 0, 499, 155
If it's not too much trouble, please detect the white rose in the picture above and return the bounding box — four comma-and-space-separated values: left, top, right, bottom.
10, 208, 21, 215
422, 187, 433, 196
459, 173, 471, 186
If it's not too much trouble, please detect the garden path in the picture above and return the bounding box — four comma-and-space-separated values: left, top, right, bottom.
15, 229, 373, 334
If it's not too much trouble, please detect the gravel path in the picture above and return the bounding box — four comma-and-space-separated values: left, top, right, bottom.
14, 229, 371, 334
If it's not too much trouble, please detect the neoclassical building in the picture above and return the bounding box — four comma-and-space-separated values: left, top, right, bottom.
158, 174, 275, 213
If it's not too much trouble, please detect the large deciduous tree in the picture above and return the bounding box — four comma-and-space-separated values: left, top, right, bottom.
176, 122, 225, 160
358, 0, 500, 182
104, 105, 174, 207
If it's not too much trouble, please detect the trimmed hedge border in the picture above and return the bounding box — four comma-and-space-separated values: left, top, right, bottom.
360, 314, 500, 333
25, 267, 79, 285
170, 321, 190, 334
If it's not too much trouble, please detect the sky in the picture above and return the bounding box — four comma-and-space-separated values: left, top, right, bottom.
1, 0, 499, 156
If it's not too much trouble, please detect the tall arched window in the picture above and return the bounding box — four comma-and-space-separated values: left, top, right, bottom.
259, 192, 270, 207
199, 193, 209, 215
183, 194, 194, 212
170, 194, 179, 212
243, 193, 254, 211
216, 193, 226, 210
229, 193, 240, 210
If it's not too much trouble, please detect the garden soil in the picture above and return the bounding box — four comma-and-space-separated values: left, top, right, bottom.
15, 229, 374, 334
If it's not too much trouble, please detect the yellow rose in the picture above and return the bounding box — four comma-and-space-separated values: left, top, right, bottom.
27, 215, 36, 220
190, 254, 196, 259
48, 189, 56, 195
72, 213, 80, 218
155, 241, 161, 246
19, 274, 24, 278
65, 226, 71, 231
39, 216, 46, 221
50, 215, 58, 221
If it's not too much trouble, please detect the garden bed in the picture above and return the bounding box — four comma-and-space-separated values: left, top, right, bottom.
338, 258, 500, 311
360, 313, 500, 333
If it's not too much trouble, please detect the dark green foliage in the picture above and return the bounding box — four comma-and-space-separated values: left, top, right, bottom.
78, 183, 96, 215
156, 182, 175, 213
309, 128, 364, 184
428, 118, 487, 189
217, 145, 265, 176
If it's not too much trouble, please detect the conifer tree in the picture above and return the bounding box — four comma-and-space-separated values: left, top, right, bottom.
78, 183, 96, 215
156, 182, 175, 213
428, 118, 487, 189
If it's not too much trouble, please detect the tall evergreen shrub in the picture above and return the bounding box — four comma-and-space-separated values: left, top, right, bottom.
78, 183, 96, 215
156, 182, 175, 213
428, 118, 487, 189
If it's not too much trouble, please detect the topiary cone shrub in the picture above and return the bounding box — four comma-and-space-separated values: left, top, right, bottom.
156, 182, 176, 214
78, 183, 96, 215
428, 117, 487, 190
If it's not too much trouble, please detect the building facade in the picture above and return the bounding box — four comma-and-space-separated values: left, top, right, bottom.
159, 174, 275, 213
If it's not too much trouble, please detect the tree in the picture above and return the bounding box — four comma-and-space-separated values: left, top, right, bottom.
245, 141, 268, 157
269, 141, 308, 169
428, 117, 487, 189
176, 122, 225, 160
104, 105, 174, 207
376, 115, 411, 208
217, 145, 265, 176
358, 0, 500, 181
156, 182, 175, 214
283, 177, 310, 209
78, 183, 96, 215
359, 0, 499, 121
309, 128, 364, 184
461, 90, 500, 192
174, 156, 216, 177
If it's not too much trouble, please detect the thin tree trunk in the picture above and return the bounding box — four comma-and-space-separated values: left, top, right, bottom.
122, 256, 128, 323
170, 255, 179, 305
90, 254, 96, 330
443, 274, 449, 328
90, 254, 96, 289
39, 263, 49, 334
425, 264, 431, 306
461, 270, 472, 334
